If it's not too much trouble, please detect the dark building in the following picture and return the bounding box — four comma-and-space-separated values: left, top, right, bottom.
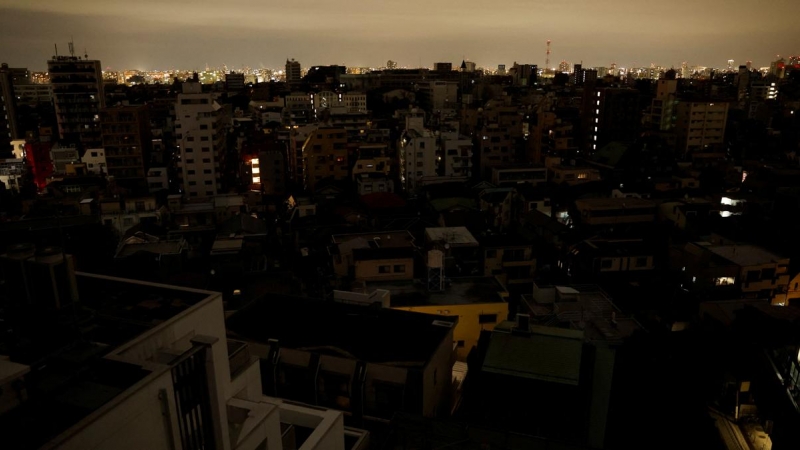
433, 62, 453, 72
226, 296, 457, 428
583, 87, 641, 153
47, 55, 105, 149
285, 58, 302, 83
101, 105, 152, 188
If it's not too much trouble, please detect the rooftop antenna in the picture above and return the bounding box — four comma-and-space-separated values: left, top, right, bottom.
68, 37, 75, 57
84, 48, 88, 59
54, 43, 59, 57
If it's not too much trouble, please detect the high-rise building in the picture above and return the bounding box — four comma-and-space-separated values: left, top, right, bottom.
727, 59, 735, 71
387, 60, 398, 69
101, 105, 152, 186
175, 79, 228, 198
0, 64, 18, 154
399, 115, 437, 193
558, 60, 570, 73
675, 101, 729, 157
285, 58, 302, 83
224, 71, 245, 91
302, 127, 348, 192
497, 64, 506, 75
572, 63, 583, 85
47, 55, 105, 149
583, 87, 641, 152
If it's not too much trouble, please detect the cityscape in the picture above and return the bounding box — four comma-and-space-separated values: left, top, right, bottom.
2, 2, 800, 450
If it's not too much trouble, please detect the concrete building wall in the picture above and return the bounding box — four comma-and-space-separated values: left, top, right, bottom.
354, 258, 414, 281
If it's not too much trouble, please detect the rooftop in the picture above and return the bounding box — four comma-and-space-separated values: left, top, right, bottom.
226, 295, 456, 365
368, 277, 507, 307
332, 230, 415, 249
0, 273, 216, 450
483, 323, 584, 385
702, 244, 787, 267
521, 284, 641, 343
425, 227, 479, 247
575, 197, 655, 210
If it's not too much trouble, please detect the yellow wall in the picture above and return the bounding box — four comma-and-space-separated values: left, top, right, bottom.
392, 302, 508, 361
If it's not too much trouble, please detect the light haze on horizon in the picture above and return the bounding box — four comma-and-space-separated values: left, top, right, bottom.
1, 0, 798, 71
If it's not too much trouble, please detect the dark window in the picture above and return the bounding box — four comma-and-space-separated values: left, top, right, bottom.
635, 257, 648, 268
202, 158, 211, 163
200, 124, 208, 130
317, 371, 351, 410
601, 259, 613, 269
479, 314, 497, 324
371, 381, 405, 419
761, 268, 776, 280
378, 265, 391, 274
747, 270, 760, 282
486, 249, 497, 258
393, 265, 406, 273
457, 340, 465, 347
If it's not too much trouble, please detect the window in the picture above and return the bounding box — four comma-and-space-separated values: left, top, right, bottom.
635, 257, 648, 268
378, 265, 391, 273
761, 268, 775, 280
203, 169, 212, 174
202, 147, 210, 152
91, 151, 98, 157
204, 180, 213, 185
457, 340, 465, 347
206, 191, 214, 196
714, 277, 735, 286
601, 259, 613, 269
393, 265, 406, 273
486, 249, 497, 258
200, 124, 208, 130
188, 181, 196, 186
479, 314, 497, 324
200, 136, 209, 141
187, 170, 195, 175
202, 158, 211, 163
187, 136, 195, 141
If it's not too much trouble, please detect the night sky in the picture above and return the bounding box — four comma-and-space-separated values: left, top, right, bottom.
1, 0, 798, 71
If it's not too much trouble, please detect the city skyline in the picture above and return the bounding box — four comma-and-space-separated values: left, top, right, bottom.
1, 0, 798, 71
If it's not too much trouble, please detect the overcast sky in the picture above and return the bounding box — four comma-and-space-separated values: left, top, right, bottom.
1, 0, 798, 72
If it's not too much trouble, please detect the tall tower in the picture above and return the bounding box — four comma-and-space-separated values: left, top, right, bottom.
545, 40, 551, 73
48, 48, 104, 149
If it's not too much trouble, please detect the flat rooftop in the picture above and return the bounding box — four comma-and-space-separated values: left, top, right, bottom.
575, 197, 655, 210
483, 323, 584, 385
226, 296, 456, 365
0, 273, 215, 450
425, 227, 479, 247
703, 244, 787, 267
332, 230, 415, 249
368, 277, 507, 307
521, 284, 640, 343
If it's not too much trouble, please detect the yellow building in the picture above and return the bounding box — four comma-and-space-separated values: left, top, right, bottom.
368, 277, 508, 361
302, 127, 348, 192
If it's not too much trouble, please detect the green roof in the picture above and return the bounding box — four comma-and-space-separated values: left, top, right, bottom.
483, 325, 584, 385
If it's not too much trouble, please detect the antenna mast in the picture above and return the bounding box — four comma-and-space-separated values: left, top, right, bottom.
546, 40, 551, 73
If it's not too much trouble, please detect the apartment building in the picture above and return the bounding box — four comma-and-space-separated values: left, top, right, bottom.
302, 127, 348, 192
47, 56, 105, 149
175, 80, 227, 199
0, 247, 367, 450
101, 105, 152, 186
675, 101, 729, 158
331, 231, 416, 281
